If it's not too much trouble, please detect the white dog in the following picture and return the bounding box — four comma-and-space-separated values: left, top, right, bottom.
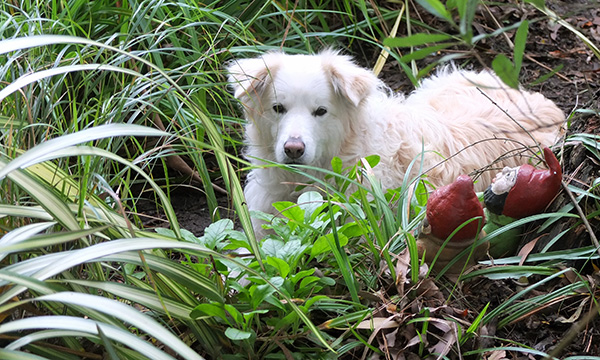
227, 50, 563, 230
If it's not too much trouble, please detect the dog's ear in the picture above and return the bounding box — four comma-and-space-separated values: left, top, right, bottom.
227, 56, 279, 101
321, 51, 380, 107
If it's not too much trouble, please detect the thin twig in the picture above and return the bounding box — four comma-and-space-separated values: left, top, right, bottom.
476, 87, 545, 156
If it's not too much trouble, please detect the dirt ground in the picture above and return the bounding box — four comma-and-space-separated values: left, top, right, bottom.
138, 1, 600, 357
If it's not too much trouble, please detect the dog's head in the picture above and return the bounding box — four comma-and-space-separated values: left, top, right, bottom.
227, 49, 381, 166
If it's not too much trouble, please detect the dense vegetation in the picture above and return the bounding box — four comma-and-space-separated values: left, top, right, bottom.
1, 0, 599, 359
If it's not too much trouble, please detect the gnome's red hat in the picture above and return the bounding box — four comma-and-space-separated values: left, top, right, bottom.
484, 147, 562, 219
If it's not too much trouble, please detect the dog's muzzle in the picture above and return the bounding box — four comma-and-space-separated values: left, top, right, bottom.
283, 137, 305, 161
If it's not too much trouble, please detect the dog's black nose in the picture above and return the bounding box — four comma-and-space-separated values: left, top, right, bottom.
284, 138, 305, 159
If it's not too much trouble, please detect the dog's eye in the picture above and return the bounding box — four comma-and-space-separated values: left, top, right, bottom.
313, 107, 327, 116
272, 104, 286, 114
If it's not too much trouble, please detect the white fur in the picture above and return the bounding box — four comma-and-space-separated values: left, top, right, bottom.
227, 50, 564, 231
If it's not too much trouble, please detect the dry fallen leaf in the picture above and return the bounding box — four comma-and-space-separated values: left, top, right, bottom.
518, 238, 539, 266
485, 350, 507, 360
356, 316, 401, 330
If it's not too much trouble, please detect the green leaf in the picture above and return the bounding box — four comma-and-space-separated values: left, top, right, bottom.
399, 43, 455, 63
523, 0, 546, 8
415, 0, 454, 23
191, 303, 228, 321
64, 279, 194, 320
0, 317, 180, 360
384, 33, 453, 48
97, 325, 120, 360
250, 277, 283, 309
0, 349, 49, 360
297, 191, 324, 219
21, 292, 204, 360
0, 160, 79, 231
530, 64, 564, 86
272, 201, 304, 223
262, 239, 285, 258
0, 226, 110, 259
331, 157, 343, 174
201, 219, 234, 249
303, 295, 331, 310
289, 269, 316, 287
492, 54, 519, 89
262, 239, 307, 264
457, 0, 477, 41
513, 20, 529, 73
298, 276, 320, 289
266, 256, 290, 278
224, 304, 244, 325
0, 64, 145, 103
0, 125, 168, 181
311, 233, 349, 257
363, 155, 380, 168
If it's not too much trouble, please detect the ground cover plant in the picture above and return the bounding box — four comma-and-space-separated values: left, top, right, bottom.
0, 0, 599, 359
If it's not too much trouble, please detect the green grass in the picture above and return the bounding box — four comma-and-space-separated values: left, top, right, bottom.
1, 0, 600, 359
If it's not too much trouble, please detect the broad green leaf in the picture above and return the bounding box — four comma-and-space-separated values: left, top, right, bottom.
272, 201, 304, 223
266, 256, 290, 278
298, 276, 320, 289
224, 304, 244, 325
297, 191, 324, 219
312, 233, 349, 257
224, 327, 252, 340
262, 239, 306, 263
363, 155, 381, 168
492, 54, 519, 89
262, 239, 285, 258
191, 303, 230, 324
201, 219, 234, 248
289, 269, 316, 286
250, 277, 283, 309
156, 228, 198, 243
331, 157, 343, 174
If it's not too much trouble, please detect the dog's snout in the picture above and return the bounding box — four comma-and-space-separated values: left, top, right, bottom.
284, 138, 305, 159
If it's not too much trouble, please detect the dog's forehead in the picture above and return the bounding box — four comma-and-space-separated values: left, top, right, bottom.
271, 55, 332, 94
